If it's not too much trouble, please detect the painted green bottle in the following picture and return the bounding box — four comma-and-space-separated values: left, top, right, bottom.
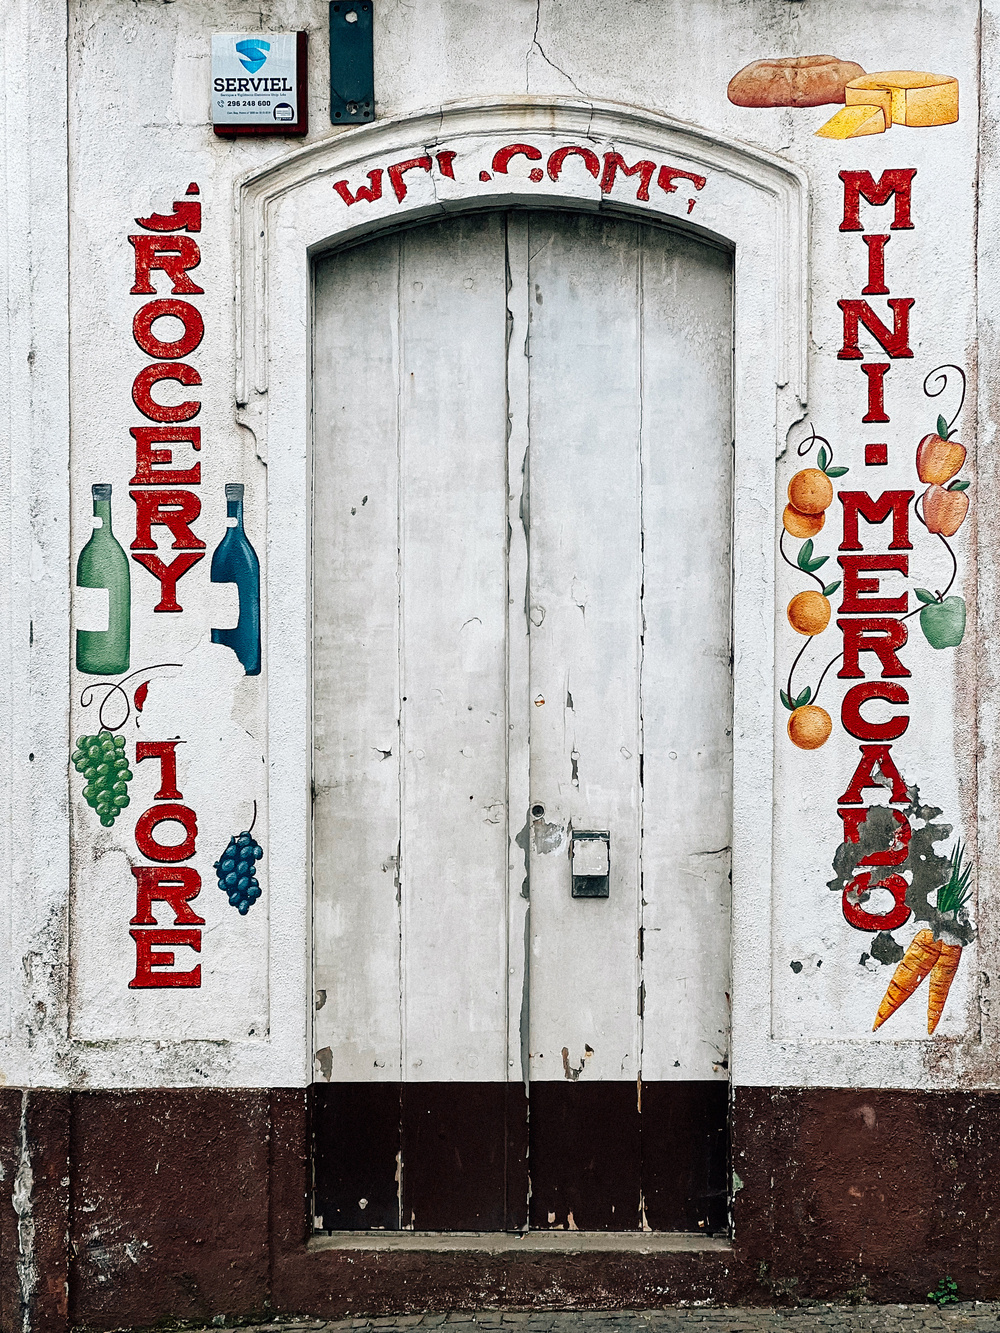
76, 483, 131, 675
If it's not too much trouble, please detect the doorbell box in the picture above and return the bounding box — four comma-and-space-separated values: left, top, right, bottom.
212, 32, 308, 136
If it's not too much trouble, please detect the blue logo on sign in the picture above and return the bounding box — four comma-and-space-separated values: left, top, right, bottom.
235, 39, 270, 73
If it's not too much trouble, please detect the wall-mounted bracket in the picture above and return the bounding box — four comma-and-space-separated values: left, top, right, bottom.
330, 2, 374, 123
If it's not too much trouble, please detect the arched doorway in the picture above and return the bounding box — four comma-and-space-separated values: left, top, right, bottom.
311, 208, 733, 1232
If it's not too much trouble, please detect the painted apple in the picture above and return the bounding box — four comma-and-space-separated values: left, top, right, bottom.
916, 433, 966, 485
922, 483, 969, 536
918, 595, 966, 650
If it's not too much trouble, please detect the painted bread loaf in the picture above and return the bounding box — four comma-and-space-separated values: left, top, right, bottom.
727, 55, 866, 108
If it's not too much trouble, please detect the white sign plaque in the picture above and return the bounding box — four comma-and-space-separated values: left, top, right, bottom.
212, 33, 298, 127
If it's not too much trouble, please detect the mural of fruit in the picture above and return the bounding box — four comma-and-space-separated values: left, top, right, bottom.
915, 589, 966, 649
917, 414, 966, 484
787, 703, 832, 750
783, 503, 824, 538
922, 481, 969, 535
787, 589, 832, 636
788, 467, 834, 515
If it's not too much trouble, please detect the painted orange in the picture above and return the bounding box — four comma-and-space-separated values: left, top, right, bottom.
788, 468, 834, 515
787, 590, 831, 636
787, 705, 832, 750
783, 504, 825, 538
916, 433, 966, 485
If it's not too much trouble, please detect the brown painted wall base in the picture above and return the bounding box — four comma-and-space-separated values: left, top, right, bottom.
2, 1086, 1000, 1331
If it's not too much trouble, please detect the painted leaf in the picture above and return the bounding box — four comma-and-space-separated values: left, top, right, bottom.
805, 554, 828, 572
825, 465, 849, 478
817, 445, 829, 471
948, 479, 970, 492
822, 580, 841, 597
937, 414, 949, 439
779, 689, 793, 711
795, 686, 812, 708
797, 539, 814, 571
913, 587, 937, 605
919, 595, 966, 649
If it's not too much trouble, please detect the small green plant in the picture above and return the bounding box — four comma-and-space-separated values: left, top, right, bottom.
928, 1275, 959, 1306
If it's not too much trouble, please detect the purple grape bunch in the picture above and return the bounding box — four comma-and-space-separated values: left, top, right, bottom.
214, 827, 263, 915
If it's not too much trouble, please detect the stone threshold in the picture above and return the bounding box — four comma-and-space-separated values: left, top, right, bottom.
309, 1231, 731, 1254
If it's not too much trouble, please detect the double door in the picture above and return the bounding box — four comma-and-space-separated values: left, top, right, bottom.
311, 209, 733, 1231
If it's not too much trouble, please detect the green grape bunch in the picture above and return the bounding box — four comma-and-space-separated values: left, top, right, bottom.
72, 733, 133, 827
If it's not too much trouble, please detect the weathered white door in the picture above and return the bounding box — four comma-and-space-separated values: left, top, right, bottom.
312, 210, 733, 1232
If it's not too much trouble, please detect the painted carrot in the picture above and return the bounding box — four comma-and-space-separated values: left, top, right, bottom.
927, 944, 963, 1034
872, 929, 941, 1031
925, 842, 972, 1034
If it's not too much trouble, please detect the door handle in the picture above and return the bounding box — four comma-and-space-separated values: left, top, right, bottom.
571, 830, 610, 899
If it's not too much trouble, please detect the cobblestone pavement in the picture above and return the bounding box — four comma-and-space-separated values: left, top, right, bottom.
160, 1305, 1000, 1333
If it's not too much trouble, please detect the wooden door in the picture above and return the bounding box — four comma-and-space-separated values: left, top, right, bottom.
311, 210, 733, 1232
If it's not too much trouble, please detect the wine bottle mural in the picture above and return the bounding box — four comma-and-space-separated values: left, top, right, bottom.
211, 483, 261, 676
76, 483, 131, 676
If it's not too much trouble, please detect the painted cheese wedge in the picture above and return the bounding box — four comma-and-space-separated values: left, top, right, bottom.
815, 103, 887, 139
846, 70, 959, 126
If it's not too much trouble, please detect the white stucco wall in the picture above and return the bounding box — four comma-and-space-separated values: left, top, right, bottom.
2, 0, 998, 1089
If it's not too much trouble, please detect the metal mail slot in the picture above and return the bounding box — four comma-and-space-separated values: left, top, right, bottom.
571, 830, 610, 899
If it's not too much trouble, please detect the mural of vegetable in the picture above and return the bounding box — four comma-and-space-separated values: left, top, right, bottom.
71, 732, 133, 828
872, 842, 972, 1033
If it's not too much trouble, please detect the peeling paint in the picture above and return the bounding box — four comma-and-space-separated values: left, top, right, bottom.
14, 1091, 37, 1333
532, 819, 562, 854
828, 782, 975, 946
314, 1047, 333, 1081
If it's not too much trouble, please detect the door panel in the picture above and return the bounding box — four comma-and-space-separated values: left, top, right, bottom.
518, 214, 644, 1088
312, 210, 733, 1231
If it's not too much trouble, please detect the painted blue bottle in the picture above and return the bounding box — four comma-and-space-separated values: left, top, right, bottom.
211, 483, 261, 676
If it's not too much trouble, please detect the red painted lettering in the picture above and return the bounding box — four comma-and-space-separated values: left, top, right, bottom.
134, 803, 198, 863
838, 298, 915, 360
129, 235, 204, 295
132, 362, 201, 422
387, 156, 432, 202
133, 299, 204, 360
131, 552, 204, 613
600, 152, 656, 201
129, 928, 201, 987
861, 234, 890, 295
332, 170, 383, 206
135, 740, 183, 800
491, 144, 543, 174
130, 426, 201, 486
547, 146, 601, 182
839, 168, 916, 231
838, 617, 911, 678
839, 490, 914, 550
838, 744, 909, 805
839, 554, 909, 615
134, 198, 201, 233
130, 490, 205, 551
657, 166, 707, 195
841, 681, 910, 741
130, 866, 204, 926
861, 362, 891, 423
